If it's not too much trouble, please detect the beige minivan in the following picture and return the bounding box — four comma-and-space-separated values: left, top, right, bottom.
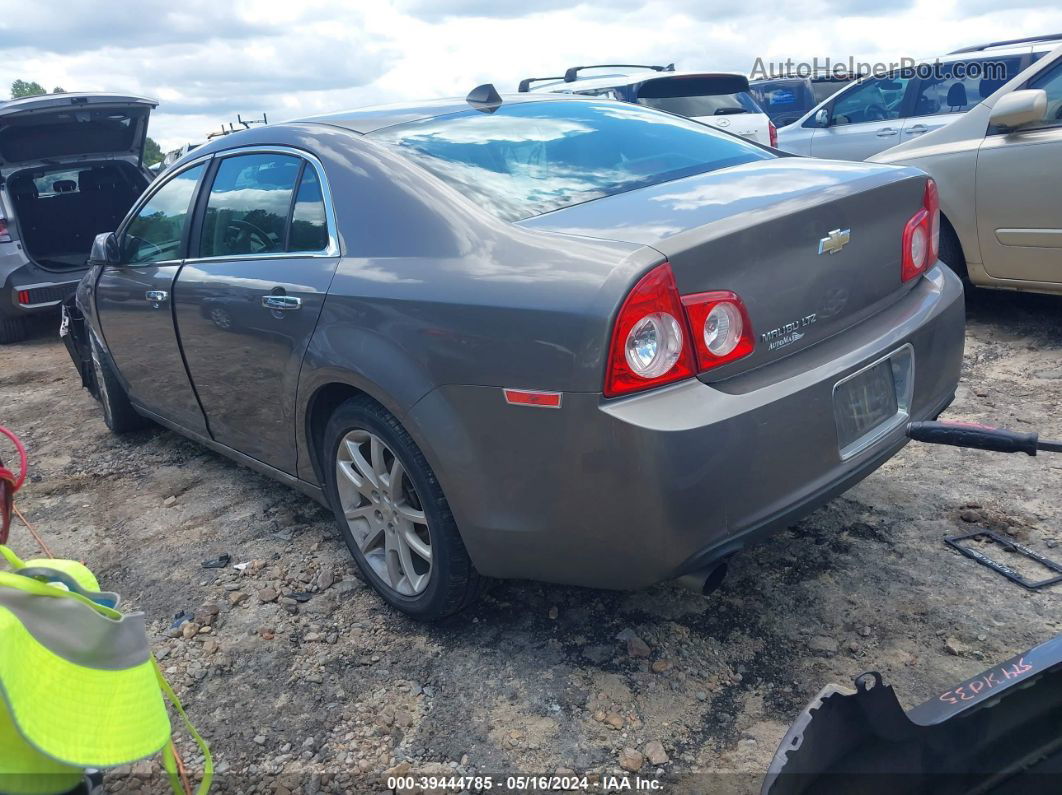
871, 44, 1062, 294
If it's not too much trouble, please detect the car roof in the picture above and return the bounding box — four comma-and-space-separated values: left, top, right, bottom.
297, 92, 584, 134
0, 92, 157, 118
527, 70, 749, 94
935, 40, 1059, 63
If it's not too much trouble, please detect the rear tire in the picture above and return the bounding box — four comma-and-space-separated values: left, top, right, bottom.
322, 395, 484, 620
0, 316, 27, 344
90, 337, 146, 434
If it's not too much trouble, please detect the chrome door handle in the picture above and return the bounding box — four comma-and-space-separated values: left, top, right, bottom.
876, 127, 899, 137
145, 290, 168, 303
261, 295, 302, 311
907, 124, 929, 135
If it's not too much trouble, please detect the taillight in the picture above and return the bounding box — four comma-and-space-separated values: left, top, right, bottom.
17, 290, 30, 305
681, 291, 755, 371
605, 265, 756, 397
901, 178, 940, 283
0, 218, 10, 243
768, 121, 778, 148
604, 263, 696, 397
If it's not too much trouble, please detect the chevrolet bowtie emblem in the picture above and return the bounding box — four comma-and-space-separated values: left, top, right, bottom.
818, 228, 851, 255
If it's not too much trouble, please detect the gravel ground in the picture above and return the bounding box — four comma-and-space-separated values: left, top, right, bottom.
2, 289, 1062, 794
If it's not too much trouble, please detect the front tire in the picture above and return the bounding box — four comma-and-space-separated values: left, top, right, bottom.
90, 337, 146, 433
0, 316, 27, 344
322, 396, 483, 620
939, 219, 970, 287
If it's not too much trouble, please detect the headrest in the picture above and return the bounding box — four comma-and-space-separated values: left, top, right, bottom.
78, 169, 111, 191
979, 78, 1007, 99
946, 83, 968, 108
52, 180, 77, 194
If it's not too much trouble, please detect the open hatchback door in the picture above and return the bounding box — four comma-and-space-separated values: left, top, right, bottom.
0, 93, 157, 272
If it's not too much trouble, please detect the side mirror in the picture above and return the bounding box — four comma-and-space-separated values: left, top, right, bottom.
989, 89, 1048, 130
88, 232, 119, 266
815, 108, 830, 128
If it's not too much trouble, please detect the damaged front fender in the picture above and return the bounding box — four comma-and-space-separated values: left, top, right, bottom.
764, 634, 1062, 794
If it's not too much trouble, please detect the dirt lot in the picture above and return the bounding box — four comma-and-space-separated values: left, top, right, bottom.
2, 290, 1062, 794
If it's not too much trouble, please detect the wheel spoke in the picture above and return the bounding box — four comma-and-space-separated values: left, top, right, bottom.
370, 436, 387, 482
387, 458, 405, 498
401, 525, 432, 563
359, 522, 385, 554
395, 502, 426, 525
348, 439, 380, 490
344, 504, 376, 522
392, 528, 425, 593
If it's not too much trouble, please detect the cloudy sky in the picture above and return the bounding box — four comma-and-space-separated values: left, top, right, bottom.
2, 0, 1060, 150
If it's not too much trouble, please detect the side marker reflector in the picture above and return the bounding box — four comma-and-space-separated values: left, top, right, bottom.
503, 388, 562, 408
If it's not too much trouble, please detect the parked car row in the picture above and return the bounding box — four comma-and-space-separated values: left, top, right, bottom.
3, 35, 1058, 619
777, 35, 1059, 160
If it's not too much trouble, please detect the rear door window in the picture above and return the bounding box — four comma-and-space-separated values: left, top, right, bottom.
289, 166, 330, 252
122, 163, 205, 264
910, 57, 1023, 117
199, 153, 300, 257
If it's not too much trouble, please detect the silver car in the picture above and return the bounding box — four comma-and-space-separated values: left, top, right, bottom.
777, 35, 1059, 161
64, 91, 965, 619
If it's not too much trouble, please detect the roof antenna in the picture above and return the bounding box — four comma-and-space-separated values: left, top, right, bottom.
466, 83, 503, 113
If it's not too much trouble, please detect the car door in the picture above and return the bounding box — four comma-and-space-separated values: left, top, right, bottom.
95, 160, 210, 435
810, 73, 915, 160
976, 59, 1062, 283
173, 148, 339, 474
900, 56, 1024, 144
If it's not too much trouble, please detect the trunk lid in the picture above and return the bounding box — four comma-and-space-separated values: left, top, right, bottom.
519, 157, 931, 378
0, 93, 157, 176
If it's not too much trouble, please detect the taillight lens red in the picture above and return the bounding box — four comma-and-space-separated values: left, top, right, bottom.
604, 264, 755, 398
681, 291, 755, 371
901, 178, 940, 283
605, 263, 696, 397
0, 218, 9, 243
768, 121, 778, 148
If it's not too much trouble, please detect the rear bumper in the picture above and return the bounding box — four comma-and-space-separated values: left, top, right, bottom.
0, 245, 84, 319
408, 264, 965, 589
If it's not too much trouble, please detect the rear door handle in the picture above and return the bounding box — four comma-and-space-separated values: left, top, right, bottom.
261, 295, 302, 311
876, 127, 899, 137
145, 290, 168, 304
907, 124, 929, 135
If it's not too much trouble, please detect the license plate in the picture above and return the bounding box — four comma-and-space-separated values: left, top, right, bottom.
834, 359, 899, 454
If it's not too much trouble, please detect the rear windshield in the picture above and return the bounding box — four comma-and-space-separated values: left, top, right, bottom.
0, 108, 143, 164
368, 100, 774, 221
634, 76, 761, 117
751, 81, 810, 115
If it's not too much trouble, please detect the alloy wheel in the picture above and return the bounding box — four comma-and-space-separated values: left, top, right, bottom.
335, 429, 433, 596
